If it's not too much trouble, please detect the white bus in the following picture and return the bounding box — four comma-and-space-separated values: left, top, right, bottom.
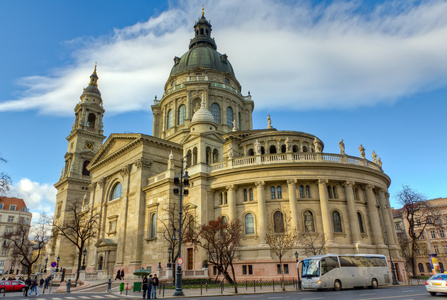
300, 254, 391, 290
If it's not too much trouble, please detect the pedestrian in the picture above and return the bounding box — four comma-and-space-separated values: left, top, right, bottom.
115, 269, 121, 280
142, 275, 148, 299
120, 269, 124, 280
151, 274, 159, 299
24, 277, 31, 297
39, 278, 44, 288
28, 276, 38, 296
44, 276, 50, 289
148, 274, 153, 299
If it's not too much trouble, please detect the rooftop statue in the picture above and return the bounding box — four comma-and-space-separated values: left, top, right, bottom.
358, 144, 365, 159
339, 139, 345, 155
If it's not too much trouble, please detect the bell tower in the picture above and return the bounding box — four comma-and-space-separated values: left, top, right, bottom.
52, 65, 106, 265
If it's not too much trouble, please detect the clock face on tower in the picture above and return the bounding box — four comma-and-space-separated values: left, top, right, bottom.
85, 142, 93, 149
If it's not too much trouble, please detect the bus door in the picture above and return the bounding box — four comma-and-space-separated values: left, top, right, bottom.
321, 256, 340, 287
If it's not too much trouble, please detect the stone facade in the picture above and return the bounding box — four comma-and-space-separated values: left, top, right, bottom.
52, 13, 403, 281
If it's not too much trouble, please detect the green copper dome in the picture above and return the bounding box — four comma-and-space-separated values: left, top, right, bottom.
169, 14, 236, 78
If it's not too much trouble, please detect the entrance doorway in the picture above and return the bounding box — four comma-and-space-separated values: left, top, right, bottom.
187, 248, 193, 270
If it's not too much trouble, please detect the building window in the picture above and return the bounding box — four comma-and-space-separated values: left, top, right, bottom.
332, 211, 343, 233
357, 212, 365, 233
431, 231, 436, 239
167, 109, 173, 129
299, 185, 304, 198
281, 144, 286, 153
82, 160, 90, 176
354, 188, 360, 200
327, 186, 332, 198
211, 103, 221, 123
418, 263, 424, 273
443, 245, 447, 253
273, 211, 285, 233
178, 105, 186, 125
110, 183, 123, 201
109, 221, 116, 233
416, 219, 421, 226
243, 189, 248, 202
269, 145, 277, 154
0, 261, 3, 266
221, 216, 228, 224
277, 264, 289, 274
1, 250, 7, 256
0, 204, 3, 209
277, 187, 282, 199
226, 106, 233, 126
292, 145, 298, 152
305, 185, 311, 198
427, 263, 432, 273
242, 265, 253, 275
249, 188, 253, 201
7, 216, 14, 223
9, 205, 16, 211
304, 210, 315, 232
440, 230, 445, 238
271, 187, 276, 199
150, 213, 157, 238
245, 213, 255, 234
434, 245, 439, 254
220, 193, 223, 205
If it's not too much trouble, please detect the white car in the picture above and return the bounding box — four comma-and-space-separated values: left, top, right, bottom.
426, 274, 447, 296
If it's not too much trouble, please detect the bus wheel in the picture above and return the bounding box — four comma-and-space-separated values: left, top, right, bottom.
370, 279, 378, 289
430, 292, 437, 296
334, 280, 342, 291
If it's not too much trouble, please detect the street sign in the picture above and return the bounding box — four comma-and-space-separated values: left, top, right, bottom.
177, 257, 184, 265
51, 262, 57, 268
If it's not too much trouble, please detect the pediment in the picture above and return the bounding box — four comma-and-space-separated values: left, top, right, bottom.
95, 238, 118, 248
181, 131, 225, 145
89, 134, 140, 168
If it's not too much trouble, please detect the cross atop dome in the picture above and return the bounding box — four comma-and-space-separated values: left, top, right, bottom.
190, 8, 217, 50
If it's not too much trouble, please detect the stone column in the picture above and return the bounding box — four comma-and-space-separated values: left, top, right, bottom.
318, 179, 334, 244
377, 189, 396, 246
343, 181, 361, 244
116, 164, 132, 265
365, 185, 385, 247
255, 181, 267, 244
227, 185, 237, 221
287, 179, 299, 230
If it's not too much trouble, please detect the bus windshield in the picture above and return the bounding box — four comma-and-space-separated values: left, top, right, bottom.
302, 259, 320, 278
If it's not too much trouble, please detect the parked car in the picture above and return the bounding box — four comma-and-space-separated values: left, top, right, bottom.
0, 280, 26, 293
426, 274, 447, 296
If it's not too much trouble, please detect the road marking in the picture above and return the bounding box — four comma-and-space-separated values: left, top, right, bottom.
302, 298, 324, 300
79, 297, 91, 299
359, 294, 427, 300
91, 296, 107, 298
401, 290, 414, 292
268, 297, 284, 299
359, 294, 376, 296
64, 297, 77, 300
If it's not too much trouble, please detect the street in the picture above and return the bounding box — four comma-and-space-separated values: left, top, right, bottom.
0, 284, 444, 299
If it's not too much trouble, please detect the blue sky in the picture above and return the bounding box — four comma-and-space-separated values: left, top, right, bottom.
0, 0, 446, 216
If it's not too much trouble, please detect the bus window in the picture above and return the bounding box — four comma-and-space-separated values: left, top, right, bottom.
302, 259, 320, 277
322, 256, 339, 275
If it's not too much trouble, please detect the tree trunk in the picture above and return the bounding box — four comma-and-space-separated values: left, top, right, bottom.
230, 263, 238, 293
280, 256, 285, 291
75, 248, 83, 284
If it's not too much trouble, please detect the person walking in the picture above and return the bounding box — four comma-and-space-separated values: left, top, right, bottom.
151, 274, 159, 299
24, 277, 31, 297
148, 274, 153, 299
28, 277, 38, 296
142, 275, 148, 299
115, 269, 121, 280
120, 269, 124, 280
39, 278, 44, 288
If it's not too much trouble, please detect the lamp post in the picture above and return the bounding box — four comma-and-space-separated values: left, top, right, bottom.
56, 255, 60, 272
173, 155, 189, 296
81, 249, 87, 271
168, 246, 172, 268
44, 257, 48, 273
295, 251, 302, 290
378, 200, 399, 285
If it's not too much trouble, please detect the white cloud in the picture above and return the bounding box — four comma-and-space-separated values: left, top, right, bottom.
8, 178, 57, 214
1, 0, 447, 114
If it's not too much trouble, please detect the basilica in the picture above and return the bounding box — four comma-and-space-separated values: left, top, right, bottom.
52, 11, 403, 281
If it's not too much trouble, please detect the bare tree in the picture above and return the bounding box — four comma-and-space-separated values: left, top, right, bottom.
299, 230, 328, 256
52, 197, 100, 283
2, 214, 52, 276
397, 185, 444, 276
265, 210, 298, 290
0, 156, 12, 195
187, 217, 242, 293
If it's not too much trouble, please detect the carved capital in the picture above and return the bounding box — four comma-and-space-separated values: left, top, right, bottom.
318, 179, 328, 185
226, 184, 236, 191
97, 177, 106, 188
88, 183, 96, 191
287, 179, 297, 185
135, 158, 152, 170
365, 184, 374, 190
342, 181, 355, 187
255, 181, 265, 187
120, 164, 132, 176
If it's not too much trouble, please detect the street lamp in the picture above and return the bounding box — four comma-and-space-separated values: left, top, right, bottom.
56, 255, 60, 272
295, 251, 302, 290
168, 246, 172, 268
173, 155, 189, 297
81, 249, 87, 270
44, 257, 48, 273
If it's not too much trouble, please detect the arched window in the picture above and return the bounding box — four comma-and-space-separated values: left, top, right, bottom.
87, 113, 96, 130
249, 188, 254, 201
418, 263, 424, 273
303, 146, 308, 152
150, 213, 157, 238
332, 211, 343, 232
333, 186, 338, 198
243, 189, 248, 202
220, 193, 224, 205
221, 216, 228, 224
269, 145, 277, 154
213, 149, 219, 163
167, 109, 173, 129
426, 263, 432, 273
271, 187, 276, 199
111, 183, 123, 201
97, 256, 103, 270
211, 103, 221, 123
245, 213, 255, 234
357, 212, 365, 233
277, 187, 282, 199
440, 262, 445, 273
299, 185, 305, 198
292, 145, 298, 153
273, 211, 285, 233
206, 147, 212, 164
281, 145, 286, 153
187, 150, 192, 167
82, 160, 90, 176
226, 106, 233, 126
304, 211, 315, 232
248, 149, 254, 156
327, 185, 333, 198
306, 185, 311, 198
260, 146, 265, 155
178, 105, 186, 125
193, 147, 198, 165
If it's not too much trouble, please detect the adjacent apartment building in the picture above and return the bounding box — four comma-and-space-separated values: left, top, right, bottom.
0, 197, 32, 275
